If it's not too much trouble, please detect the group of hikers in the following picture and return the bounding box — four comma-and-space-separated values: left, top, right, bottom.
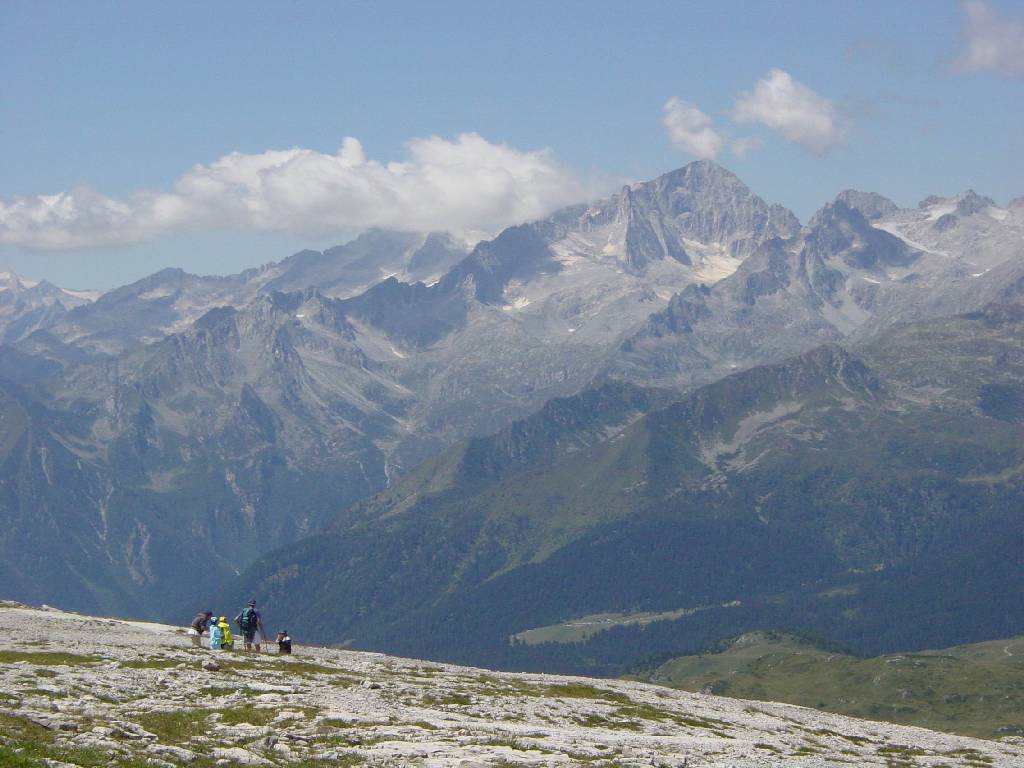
188, 600, 291, 655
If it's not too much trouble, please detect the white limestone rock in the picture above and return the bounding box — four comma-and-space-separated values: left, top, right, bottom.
0, 604, 1019, 768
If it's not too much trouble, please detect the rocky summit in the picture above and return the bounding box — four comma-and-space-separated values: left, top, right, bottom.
0, 603, 1020, 768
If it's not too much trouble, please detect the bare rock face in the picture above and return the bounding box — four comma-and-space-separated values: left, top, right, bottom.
612, 180, 1024, 388
565, 159, 800, 271
0, 604, 1021, 767
833, 190, 899, 221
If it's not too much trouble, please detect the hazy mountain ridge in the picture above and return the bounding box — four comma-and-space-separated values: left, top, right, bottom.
8, 230, 468, 358
0, 270, 96, 346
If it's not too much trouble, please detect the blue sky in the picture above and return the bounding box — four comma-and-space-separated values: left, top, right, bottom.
1, 0, 1022, 288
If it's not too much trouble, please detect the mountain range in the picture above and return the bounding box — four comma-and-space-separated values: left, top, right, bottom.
1, 160, 1021, 673
221, 304, 1024, 672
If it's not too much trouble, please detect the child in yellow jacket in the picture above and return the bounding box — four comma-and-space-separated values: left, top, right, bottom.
217, 617, 234, 650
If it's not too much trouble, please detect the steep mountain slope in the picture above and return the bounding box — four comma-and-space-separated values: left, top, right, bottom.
0, 378, 143, 614
643, 631, 1024, 740
224, 304, 1024, 672
1, 290, 400, 615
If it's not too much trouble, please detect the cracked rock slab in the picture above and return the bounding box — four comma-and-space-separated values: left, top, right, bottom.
0, 604, 1021, 767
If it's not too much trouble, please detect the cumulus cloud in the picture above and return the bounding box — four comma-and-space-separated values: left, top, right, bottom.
952, 0, 1024, 76
662, 97, 723, 159
732, 69, 844, 154
0, 133, 595, 251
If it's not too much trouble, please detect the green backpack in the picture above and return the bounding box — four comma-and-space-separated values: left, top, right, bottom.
239, 607, 257, 632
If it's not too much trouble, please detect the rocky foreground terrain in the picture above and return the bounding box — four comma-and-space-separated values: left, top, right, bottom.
0, 604, 1020, 767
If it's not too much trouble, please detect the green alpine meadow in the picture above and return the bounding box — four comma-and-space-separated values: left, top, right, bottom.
640, 631, 1024, 740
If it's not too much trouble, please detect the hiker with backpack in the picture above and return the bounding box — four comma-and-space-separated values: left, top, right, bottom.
234, 600, 264, 652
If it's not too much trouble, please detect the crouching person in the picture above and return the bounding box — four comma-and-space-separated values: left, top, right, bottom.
276, 630, 291, 655
189, 611, 213, 647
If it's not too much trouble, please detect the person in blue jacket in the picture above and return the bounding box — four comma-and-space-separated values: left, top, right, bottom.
209, 619, 225, 650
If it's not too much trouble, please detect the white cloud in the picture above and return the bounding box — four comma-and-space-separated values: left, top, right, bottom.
731, 136, 763, 159
952, 0, 1024, 76
0, 133, 596, 251
662, 97, 723, 159
732, 69, 844, 154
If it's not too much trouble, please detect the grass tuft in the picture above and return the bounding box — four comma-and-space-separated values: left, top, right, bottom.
0, 650, 100, 666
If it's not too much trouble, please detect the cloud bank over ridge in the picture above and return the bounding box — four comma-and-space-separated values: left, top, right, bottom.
0, 134, 598, 251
